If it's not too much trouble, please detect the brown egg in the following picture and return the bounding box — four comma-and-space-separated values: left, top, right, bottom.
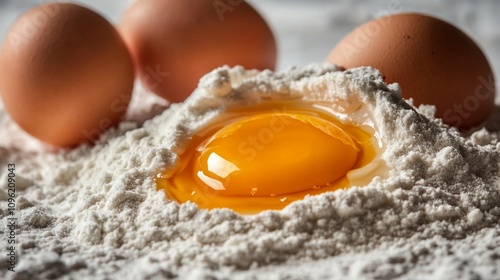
327, 13, 495, 129
0, 3, 134, 147
119, 0, 277, 103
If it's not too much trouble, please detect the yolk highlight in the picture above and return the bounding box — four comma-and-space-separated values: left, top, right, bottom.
196, 113, 358, 196
156, 103, 379, 214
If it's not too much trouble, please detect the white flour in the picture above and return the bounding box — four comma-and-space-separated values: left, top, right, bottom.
1, 64, 500, 280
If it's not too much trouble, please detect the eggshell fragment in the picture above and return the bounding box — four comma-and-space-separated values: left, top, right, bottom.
0, 3, 135, 147
119, 0, 277, 103
328, 13, 496, 129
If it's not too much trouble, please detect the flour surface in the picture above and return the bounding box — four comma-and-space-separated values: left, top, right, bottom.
1, 64, 499, 280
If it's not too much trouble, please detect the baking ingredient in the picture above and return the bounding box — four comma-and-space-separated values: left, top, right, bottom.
0, 3, 134, 147
157, 102, 385, 214
327, 13, 496, 129
1, 64, 499, 279
119, 0, 277, 103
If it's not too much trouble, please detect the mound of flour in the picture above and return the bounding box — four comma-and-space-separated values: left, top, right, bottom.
1, 64, 499, 279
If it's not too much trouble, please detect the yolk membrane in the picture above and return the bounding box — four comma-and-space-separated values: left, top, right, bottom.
196, 113, 358, 196
156, 103, 380, 214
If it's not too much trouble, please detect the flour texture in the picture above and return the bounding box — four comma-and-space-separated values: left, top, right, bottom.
1, 64, 499, 280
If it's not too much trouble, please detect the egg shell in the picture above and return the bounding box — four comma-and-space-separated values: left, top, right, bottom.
0, 3, 134, 147
328, 13, 496, 129
119, 0, 277, 103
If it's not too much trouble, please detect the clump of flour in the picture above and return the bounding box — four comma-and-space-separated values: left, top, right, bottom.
1, 64, 499, 279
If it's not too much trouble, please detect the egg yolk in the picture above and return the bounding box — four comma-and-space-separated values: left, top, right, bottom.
197, 112, 359, 196
156, 103, 381, 214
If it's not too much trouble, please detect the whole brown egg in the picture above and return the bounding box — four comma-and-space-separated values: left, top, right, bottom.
328, 13, 496, 129
119, 0, 277, 103
0, 3, 134, 147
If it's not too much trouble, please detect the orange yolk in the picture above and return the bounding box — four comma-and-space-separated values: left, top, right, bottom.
196, 113, 358, 196
156, 103, 378, 214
